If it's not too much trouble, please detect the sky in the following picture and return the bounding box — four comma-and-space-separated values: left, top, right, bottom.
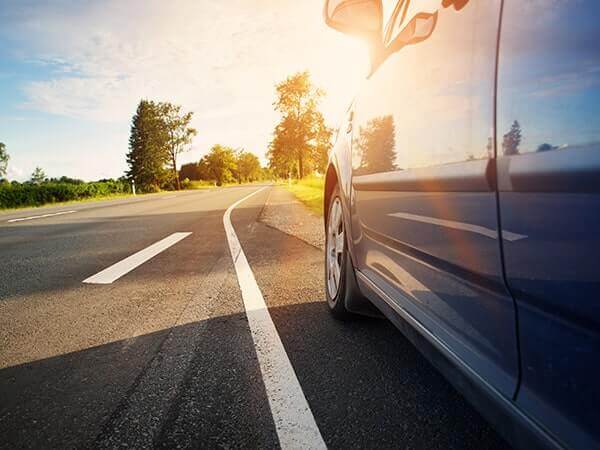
0, 0, 368, 181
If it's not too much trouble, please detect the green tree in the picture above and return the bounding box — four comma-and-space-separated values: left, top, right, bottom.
313, 116, 333, 174
355, 115, 396, 174
204, 145, 237, 186
235, 150, 262, 183
30, 166, 46, 184
179, 162, 201, 181
159, 103, 197, 190
502, 120, 522, 156
126, 100, 169, 191
268, 71, 331, 178
0, 142, 8, 179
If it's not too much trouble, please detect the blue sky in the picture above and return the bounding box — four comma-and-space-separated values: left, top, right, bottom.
0, 0, 366, 181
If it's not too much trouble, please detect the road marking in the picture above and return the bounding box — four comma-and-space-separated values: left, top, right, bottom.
224, 187, 326, 450
388, 211, 527, 242
7, 210, 77, 223
83, 232, 192, 284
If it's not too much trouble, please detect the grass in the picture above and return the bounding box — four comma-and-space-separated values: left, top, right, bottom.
185, 180, 216, 190
284, 175, 325, 216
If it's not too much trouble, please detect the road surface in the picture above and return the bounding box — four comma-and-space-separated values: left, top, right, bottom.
0, 186, 509, 449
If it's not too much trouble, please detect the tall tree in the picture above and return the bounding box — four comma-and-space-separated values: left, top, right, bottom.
0, 142, 8, 179
236, 150, 262, 183
159, 103, 197, 190
313, 115, 333, 174
126, 100, 169, 191
355, 115, 397, 174
30, 167, 46, 184
502, 120, 522, 156
204, 144, 237, 186
268, 71, 330, 178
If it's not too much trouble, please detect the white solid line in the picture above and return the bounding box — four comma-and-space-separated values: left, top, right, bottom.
224, 187, 326, 450
388, 211, 527, 242
83, 232, 192, 284
7, 210, 77, 223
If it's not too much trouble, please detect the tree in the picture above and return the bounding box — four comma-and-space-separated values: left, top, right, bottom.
159, 103, 197, 190
536, 143, 557, 152
0, 142, 8, 179
179, 162, 201, 181
268, 71, 331, 178
502, 120, 522, 156
126, 100, 169, 191
355, 115, 397, 174
30, 167, 46, 184
203, 145, 237, 186
236, 150, 262, 183
313, 116, 333, 174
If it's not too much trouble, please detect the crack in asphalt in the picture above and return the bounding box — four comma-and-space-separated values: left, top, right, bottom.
94, 255, 234, 448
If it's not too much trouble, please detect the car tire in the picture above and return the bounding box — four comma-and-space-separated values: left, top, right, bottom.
325, 185, 356, 319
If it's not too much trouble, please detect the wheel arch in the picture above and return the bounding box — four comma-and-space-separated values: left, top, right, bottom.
324, 163, 338, 230
323, 161, 382, 318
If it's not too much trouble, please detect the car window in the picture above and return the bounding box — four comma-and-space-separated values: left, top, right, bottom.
353, 0, 501, 174
497, 0, 600, 157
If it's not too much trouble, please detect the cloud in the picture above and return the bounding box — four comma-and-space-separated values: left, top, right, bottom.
6, 1, 367, 149
530, 70, 600, 98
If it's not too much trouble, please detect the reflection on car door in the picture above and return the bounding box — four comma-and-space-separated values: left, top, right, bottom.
350, 0, 519, 398
497, 1, 600, 447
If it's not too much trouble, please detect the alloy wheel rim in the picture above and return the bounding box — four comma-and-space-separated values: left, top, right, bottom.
326, 197, 345, 300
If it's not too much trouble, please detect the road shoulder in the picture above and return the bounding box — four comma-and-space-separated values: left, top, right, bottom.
260, 186, 324, 250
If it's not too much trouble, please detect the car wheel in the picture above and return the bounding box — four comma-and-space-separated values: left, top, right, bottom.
325, 186, 354, 319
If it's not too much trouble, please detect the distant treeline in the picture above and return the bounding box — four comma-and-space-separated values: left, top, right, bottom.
178, 144, 270, 187
0, 178, 131, 209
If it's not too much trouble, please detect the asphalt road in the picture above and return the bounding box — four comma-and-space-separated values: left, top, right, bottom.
0, 186, 510, 449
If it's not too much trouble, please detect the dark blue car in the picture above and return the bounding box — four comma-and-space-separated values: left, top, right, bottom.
322, 1, 600, 449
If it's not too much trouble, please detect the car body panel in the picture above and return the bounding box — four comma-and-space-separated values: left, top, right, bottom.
497, 1, 600, 448
346, 0, 520, 399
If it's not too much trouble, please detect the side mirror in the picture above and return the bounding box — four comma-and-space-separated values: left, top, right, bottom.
323, 0, 383, 38
324, 0, 384, 73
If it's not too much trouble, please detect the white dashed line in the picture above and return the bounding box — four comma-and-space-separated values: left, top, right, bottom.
224, 187, 326, 450
83, 232, 192, 284
389, 211, 527, 242
7, 210, 77, 223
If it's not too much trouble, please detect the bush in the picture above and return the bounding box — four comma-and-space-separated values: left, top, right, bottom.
0, 179, 131, 209
180, 178, 191, 189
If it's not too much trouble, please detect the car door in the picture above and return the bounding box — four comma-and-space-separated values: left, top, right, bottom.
497, 1, 600, 448
350, 0, 519, 398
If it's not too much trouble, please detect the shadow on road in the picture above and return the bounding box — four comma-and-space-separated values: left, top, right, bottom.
0, 301, 509, 449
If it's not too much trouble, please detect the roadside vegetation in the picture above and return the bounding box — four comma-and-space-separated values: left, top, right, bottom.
285, 175, 325, 216
0, 176, 132, 209
268, 71, 331, 216
0, 143, 133, 209
1, 70, 334, 211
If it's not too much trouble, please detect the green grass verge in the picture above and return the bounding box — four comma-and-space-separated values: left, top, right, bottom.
284, 175, 325, 216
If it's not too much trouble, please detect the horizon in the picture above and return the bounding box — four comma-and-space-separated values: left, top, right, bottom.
0, 0, 368, 182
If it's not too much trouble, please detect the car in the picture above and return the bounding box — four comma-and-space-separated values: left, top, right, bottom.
322, 1, 600, 449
